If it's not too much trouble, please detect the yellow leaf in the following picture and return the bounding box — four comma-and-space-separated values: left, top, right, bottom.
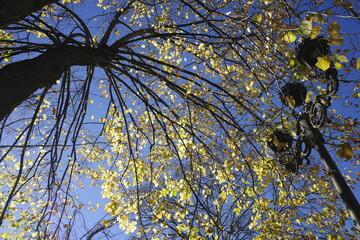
283, 31, 297, 43
334, 63, 342, 69
315, 56, 331, 71
124, 108, 132, 114
352, 92, 360, 98
252, 14, 263, 22
299, 20, 312, 36
334, 54, 348, 63
260, 0, 270, 4
305, 91, 313, 103
125, 221, 137, 234
285, 95, 296, 109
356, 58, 360, 70
336, 143, 354, 160
31, 232, 38, 238
310, 26, 322, 39
288, 58, 295, 66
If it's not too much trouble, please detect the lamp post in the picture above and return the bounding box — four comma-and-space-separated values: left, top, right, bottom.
298, 114, 360, 230
272, 36, 360, 230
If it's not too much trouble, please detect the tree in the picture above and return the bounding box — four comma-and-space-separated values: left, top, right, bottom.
0, 0, 57, 28
0, 0, 360, 239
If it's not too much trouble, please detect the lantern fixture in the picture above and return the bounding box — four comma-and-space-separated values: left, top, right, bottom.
296, 36, 330, 68
267, 130, 293, 153
280, 82, 307, 108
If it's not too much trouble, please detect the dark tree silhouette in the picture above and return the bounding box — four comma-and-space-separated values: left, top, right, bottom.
0, 1, 359, 239
0, 0, 57, 28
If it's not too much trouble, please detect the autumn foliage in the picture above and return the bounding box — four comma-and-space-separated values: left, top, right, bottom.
0, 0, 360, 239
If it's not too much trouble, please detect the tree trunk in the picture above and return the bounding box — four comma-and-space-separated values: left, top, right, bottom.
0, 0, 57, 28
0, 45, 114, 121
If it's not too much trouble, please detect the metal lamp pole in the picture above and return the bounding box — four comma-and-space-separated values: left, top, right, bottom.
272, 37, 360, 230
298, 115, 360, 230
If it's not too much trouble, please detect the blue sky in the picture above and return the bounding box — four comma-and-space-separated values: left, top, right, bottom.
1, 0, 360, 238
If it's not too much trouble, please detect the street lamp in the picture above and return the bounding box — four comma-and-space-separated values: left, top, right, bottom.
271, 36, 360, 230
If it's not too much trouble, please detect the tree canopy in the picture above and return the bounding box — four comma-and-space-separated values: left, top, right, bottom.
0, 0, 360, 239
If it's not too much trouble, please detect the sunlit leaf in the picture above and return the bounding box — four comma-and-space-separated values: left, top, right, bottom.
260, 0, 270, 4
334, 54, 348, 63
305, 91, 313, 103
311, 13, 328, 24
283, 31, 297, 43
0, 1, 359, 239
288, 58, 296, 66
252, 14, 263, 22
315, 56, 331, 71
299, 20, 312, 36
334, 63, 342, 69
310, 26, 322, 39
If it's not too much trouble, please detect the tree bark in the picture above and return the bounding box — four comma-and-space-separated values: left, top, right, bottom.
0, 45, 114, 121
0, 0, 58, 28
